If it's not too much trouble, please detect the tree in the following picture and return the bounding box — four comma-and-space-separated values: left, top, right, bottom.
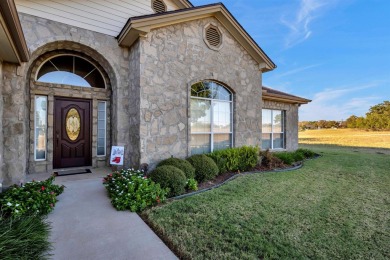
365, 101, 390, 130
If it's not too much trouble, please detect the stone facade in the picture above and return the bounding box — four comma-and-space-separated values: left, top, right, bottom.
138, 17, 263, 167
0, 61, 3, 185
262, 100, 300, 151
0, 10, 305, 186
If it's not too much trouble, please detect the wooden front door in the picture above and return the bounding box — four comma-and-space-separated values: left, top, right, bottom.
54, 97, 92, 168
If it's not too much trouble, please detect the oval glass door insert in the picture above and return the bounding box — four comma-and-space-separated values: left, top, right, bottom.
66, 108, 81, 141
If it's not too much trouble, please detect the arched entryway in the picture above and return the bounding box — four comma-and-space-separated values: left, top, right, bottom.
28, 49, 112, 173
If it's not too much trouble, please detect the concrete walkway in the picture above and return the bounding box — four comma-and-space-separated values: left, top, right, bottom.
47, 171, 177, 260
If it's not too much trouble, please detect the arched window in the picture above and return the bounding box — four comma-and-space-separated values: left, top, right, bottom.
36, 55, 105, 88
190, 81, 233, 154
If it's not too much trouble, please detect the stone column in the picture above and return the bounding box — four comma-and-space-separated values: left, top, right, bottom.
0, 61, 3, 187
1, 63, 28, 186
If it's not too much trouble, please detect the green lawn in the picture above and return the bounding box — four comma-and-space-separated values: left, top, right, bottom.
143, 145, 390, 259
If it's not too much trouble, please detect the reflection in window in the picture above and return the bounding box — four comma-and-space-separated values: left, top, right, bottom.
97, 101, 106, 156
262, 109, 285, 150
36, 55, 105, 88
35, 96, 47, 160
190, 81, 233, 154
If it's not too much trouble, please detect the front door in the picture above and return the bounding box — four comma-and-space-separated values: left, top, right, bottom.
54, 97, 92, 168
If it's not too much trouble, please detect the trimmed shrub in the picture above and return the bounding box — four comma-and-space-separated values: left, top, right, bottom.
103, 169, 168, 212
149, 166, 187, 197
296, 148, 316, 158
274, 152, 295, 165
157, 157, 195, 179
208, 146, 259, 173
292, 150, 306, 162
186, 154, 219, 182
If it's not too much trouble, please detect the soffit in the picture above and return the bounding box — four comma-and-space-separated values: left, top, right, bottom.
0, 0, 29, 64
118, 3, 276, 72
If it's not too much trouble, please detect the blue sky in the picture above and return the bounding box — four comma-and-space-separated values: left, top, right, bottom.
191, 0, 390, 121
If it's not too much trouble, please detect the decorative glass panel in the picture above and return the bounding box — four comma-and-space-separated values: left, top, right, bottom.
261, 133, 272, 150
35, 96, 47, 160
191, 134, 211, 154
97, 101, 106, 156
190, 99, 211, 133
37, 55, 105, 88
213, 134, 231, 151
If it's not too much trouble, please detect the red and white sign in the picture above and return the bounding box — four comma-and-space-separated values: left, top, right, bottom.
110, 146, 124, 165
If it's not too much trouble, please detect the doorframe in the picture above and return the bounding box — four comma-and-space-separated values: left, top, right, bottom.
53, 96, 93, 169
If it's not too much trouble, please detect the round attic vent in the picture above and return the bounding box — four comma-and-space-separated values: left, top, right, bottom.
152, 0, 167, 13
204, 24, 223, 50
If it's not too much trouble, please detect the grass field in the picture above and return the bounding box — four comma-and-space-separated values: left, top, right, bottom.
143, 145, 390, 259
299, 129, 390, 149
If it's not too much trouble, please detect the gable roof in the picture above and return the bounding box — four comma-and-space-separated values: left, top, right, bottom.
0, 0, 29, 63
118, 3, 276, 72
262, 86, 311, 104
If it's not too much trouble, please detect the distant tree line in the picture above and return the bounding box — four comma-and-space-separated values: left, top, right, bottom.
300, 101, 390, 131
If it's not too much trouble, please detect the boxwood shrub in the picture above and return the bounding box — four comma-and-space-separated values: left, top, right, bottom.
207, 146, 259, 173
149, 166, 187, 197
157, 157, 195, 179
186, 154, 219, 182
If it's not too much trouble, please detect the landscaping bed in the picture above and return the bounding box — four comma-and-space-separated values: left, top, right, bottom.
141, 145, 390, 259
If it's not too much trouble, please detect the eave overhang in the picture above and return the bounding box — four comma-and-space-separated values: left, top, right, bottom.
118, 3, 276, 72
262, 87, 311, 105
0, 0, 29, 64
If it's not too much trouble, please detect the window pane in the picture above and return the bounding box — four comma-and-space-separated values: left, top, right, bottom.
213, 134, 231, 151
273, 110, 283, 133
262, 109, 272, 133
191, 99, 211, 133
97, 101, 106, 156
214, 83, 231, 101
261, 133, 272, 150
273, 133, 284, 149
191, 134, 211, 154
35, 96, 47, 160
213, 101, 231, 133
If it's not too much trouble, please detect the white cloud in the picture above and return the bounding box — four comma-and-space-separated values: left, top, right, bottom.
273, 64, 321, 78
281, 0, 329, 48
299, 83, 382, 121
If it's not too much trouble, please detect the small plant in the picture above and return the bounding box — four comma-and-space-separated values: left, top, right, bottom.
260, 150, 285, 169
157, 157, 196, 179
0, 176, 65, 218
186, 178, 198, 191
208, 146, 259, 173
149, 166, 187, 197
103, 169, 168, 212
186, 154, 219, 182
0, 216, 51, 259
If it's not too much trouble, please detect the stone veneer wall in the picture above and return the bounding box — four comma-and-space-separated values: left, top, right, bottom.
262, 100, 299, 151
138, 17, 263, 167
0, 13, 140, 186
0, 61, 3, 184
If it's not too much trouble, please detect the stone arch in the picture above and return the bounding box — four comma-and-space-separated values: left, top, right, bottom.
25, 40, 119, 174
